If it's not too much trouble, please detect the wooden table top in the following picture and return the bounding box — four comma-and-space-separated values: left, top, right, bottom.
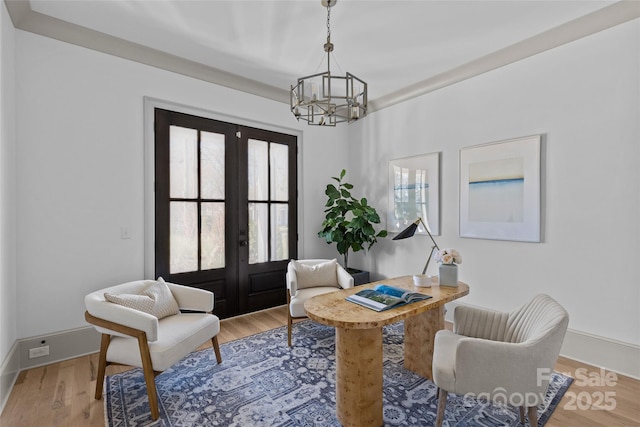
304, 275, 469, 330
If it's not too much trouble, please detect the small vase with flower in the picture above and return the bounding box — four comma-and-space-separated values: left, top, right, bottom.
434, 248, 462, 286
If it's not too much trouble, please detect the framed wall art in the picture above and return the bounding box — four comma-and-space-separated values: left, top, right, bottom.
388, 152, 440, 236
459, 135, 541, 242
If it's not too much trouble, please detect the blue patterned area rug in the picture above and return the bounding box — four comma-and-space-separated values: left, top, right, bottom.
105, 321, 572, 426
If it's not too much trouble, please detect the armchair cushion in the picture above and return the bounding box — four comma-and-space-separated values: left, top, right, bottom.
289, 286, 344, 317
291, 258, 339, 290
104, 277, 179, 319
105, 312, 220, 372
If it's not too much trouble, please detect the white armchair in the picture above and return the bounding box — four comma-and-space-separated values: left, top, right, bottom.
286, 259, 354, 346
432, 294, 569, 427
84, 279, 222, 421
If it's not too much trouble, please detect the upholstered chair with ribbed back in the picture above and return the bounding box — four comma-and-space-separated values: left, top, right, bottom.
432, 294, 569, 427
84, 278, 222, 421
286, 259, 354, 346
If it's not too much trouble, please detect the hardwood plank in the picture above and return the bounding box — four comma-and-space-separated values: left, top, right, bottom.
1, 305, 638, 427
87, 352, 106, 426
545, 356, 640, 427
69, 354, 92, 425
14, 364, 61, 426
50, 360, 74, 427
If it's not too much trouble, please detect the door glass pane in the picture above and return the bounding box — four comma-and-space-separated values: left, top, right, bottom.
170, 201, 198, 274
201, 131, 225, 200
271, 204, 288, 261
248, 139, 268, 201
170, 126, 198, 199
249, 203, 268, 264
201, 202, 225, 270
270, 143, 288, 201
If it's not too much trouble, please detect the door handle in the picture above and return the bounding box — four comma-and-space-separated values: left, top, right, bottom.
239, 240, 248, 246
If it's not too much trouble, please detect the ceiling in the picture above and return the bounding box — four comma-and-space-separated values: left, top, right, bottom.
6, 1, 639, 111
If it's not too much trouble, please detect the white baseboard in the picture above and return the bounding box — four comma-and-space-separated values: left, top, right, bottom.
559, 328, 640, 380
0, 326, 101, 415
17, 326, 101, 370
0, 342, 19, 415
445, 301, 640, 380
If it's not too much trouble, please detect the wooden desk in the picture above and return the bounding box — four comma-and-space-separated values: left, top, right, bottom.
304, 276, 469, 427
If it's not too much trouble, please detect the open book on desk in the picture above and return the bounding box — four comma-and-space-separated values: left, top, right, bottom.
346, 284, 432, 312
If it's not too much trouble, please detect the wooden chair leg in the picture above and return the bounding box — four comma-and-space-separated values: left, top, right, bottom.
528, 406, 538, 427
211, 336, 222, 363
137, 334, 160, 420
435, 387, 448, 427
519, 406, 526, 424
94, 334, 111, 399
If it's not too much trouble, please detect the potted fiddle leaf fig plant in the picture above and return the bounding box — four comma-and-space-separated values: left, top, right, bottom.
318, 169, 387, 282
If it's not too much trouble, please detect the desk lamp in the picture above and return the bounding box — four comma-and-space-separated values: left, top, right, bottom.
392, 217, 440, 279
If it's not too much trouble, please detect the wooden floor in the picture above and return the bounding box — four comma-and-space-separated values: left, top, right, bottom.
1, 305, 638, 426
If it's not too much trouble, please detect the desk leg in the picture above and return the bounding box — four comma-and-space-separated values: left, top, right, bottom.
335, 327, 383, 427
404, 305, 445, 380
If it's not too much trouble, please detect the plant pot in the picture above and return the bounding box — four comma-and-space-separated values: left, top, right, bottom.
348, 269, 370, 286
438, 264, 458, 287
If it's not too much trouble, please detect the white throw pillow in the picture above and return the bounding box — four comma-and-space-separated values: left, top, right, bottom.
292, 259, 339, 289
104, 277, 180, 319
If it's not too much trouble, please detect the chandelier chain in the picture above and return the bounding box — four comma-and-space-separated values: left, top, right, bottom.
326, 3, 331, 43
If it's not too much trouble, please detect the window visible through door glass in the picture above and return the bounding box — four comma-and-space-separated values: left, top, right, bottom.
201, 202, 225, 270
169, 126, 197, 199
247, 139, 289, 264
169, 125, 226, 273
201, 131, 225, 199
270, 143, 289, 201
200, 131, 226, 270
271, 204, 289, 261
248, 140, 268, 201
248, 202, 268, 264
170, 201, 198, 273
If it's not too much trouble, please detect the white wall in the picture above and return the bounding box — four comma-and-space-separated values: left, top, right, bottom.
14, 29, 348, 339
350, 20, 640, 346
0, 0, 17, 365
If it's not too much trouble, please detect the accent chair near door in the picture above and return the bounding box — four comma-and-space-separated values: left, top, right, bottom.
432, 294, 569, 427
286, 259, 353, 346
84, 278, 222, 421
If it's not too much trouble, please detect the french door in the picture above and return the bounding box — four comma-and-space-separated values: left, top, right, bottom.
154, 109, 297, 318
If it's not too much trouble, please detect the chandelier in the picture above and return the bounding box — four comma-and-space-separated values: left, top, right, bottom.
290, 0, 367, 126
